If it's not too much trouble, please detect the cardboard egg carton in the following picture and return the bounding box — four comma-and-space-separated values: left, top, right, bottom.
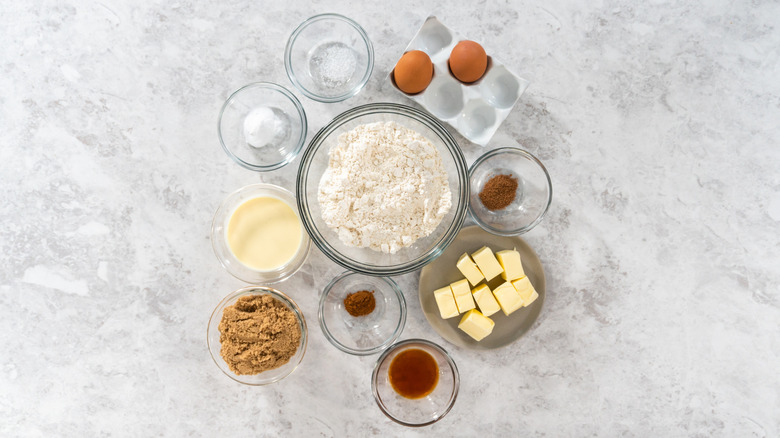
389, 16, 529, 146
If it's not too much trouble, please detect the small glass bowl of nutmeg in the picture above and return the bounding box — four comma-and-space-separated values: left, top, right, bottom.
468, 147, 553, 236
318, 271, 407, 356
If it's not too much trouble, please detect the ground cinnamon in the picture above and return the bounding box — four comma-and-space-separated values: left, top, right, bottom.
218, 294, 301, 375
479, 174, 518, 210
344, 290, 376, 317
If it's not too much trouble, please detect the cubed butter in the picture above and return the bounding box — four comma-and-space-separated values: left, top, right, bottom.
433, 286, 459, 319
456, 253, 484, 286
458, 309, 495, 341
471, 246, 503, 281
471, 284, 500, 317
496, 249, 525, 281
492, 281, 525, 316
522, 290, 539, 307
512, 276, 539, 307
450, 279, 476, 313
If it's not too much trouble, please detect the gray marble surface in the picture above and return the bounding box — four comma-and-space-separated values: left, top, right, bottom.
1, 0, 778, 436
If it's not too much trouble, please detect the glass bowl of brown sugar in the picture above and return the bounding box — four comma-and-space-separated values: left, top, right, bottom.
207, 286, 307, 385
468, 147, 552, 236
318, 271, 407, 356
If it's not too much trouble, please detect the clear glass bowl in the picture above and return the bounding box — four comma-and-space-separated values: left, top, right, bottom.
211, 183, 311, 284
371, 339, 459, 427
318, 271, 406, 356
284, 13, 374, 102
296, 103, 469, 276
207, 286, 307, 385
218, 82, 307, 171
469, 147, 552, 236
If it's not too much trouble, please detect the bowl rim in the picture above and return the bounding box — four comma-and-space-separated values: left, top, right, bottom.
370, 338, 460, 427
206, 285, 308, 386
284, 13, 375, 103
296, 102, 469, 276
468, 147, 553, 236
211, 183, 312, 284
217, 81, 308, 172
318, 271, 407, 356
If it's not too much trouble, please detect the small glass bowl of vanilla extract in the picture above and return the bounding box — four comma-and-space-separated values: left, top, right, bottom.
371, 339, 460, 427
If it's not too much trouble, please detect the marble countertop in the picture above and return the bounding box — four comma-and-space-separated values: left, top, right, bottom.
2, 0, 778, 435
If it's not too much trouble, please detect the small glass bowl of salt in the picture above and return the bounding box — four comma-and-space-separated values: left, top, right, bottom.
218, 82, 307, 172
285, 13, 374, 103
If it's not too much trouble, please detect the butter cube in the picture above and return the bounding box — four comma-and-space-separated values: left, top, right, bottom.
456, 253, 484, 286
458, 309, 495, 341
471, 246, 503, 281
492, 281, 525, 316
496, 249, 525, 281
522, 290, 539, 307
471, 284, 500, 317
512, 276, 539, 307
433, 287, 459, 319
450, 279, 476, 313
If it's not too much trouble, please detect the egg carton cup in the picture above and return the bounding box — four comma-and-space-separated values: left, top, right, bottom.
389, 16, 529, 146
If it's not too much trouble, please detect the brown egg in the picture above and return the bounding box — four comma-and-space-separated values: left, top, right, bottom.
449, 40, 488, 83
393, 50, 434, 94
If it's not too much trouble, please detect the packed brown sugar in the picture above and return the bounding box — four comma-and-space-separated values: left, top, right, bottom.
218, 294, 301, 375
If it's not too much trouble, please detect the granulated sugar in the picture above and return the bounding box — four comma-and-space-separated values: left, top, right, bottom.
308, 41, 357, 89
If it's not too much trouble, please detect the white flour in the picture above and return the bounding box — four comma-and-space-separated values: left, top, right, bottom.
318, 121, 452, 254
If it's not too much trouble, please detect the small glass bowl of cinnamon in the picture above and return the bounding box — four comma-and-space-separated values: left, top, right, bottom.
468, 147, 553, 236
318, 271, 407, 356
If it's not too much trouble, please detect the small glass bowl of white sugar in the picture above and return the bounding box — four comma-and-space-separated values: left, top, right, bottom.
218, 82, 307, 172
285, 13, 374, 103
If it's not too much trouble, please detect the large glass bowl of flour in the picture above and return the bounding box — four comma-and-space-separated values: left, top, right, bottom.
297, 103, 469, 276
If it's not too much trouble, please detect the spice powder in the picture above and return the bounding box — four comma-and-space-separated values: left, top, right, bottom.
343, 290, 376, 317
479, 174, 518, 210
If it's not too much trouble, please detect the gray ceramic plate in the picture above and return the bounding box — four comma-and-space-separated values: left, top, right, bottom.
418, 225, 545, 349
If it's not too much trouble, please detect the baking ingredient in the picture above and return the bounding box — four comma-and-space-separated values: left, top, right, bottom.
456, 252, 484, 286
471, 284, 500, 317
388, 348, 439, 399
243, 107, 291, 148
492, 281, 524, 316
318, 121, 452, 254
309, 41, 357, 89
393, 50, 434, 94
471, 246, 503, 281
450, 279, 475, 313
433, 286, 459, 319
512, 276, 539, 307
227, 197, 302, 271
479, 174, 518, 211
343, 290, 376, 317
496, 249, 525, 281
218, 294, 302, 375
458, 309, 495, 341
448, 40, 488, 83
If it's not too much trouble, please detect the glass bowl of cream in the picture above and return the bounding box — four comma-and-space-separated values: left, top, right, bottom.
211, 183, 311, 284
218, 82, 307, 171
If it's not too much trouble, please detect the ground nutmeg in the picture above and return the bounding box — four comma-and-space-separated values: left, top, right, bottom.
479, 174, 518, 210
